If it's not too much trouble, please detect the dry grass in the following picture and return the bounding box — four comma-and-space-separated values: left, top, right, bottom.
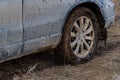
0, 0, 120, 80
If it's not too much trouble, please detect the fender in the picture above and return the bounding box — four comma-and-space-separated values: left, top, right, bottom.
64, 0, 105, 24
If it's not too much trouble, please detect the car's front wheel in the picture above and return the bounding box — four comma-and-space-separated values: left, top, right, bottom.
56, 7, 99, 64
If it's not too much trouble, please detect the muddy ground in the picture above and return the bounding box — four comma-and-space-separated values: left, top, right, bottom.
0, 0, 120, 80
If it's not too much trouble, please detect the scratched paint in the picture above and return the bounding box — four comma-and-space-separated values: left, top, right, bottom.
0, 0, 115, 63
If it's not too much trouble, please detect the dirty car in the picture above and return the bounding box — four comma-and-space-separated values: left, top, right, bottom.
0, 0, 115, 63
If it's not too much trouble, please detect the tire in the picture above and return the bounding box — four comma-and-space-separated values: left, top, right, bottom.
55, 7, 99, 64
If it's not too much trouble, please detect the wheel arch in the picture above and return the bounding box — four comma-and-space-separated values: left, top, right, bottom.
64, 1, 105, 28
62, 1, 107, 42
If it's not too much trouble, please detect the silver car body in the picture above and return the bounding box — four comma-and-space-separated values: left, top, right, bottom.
0, 0, 115, 62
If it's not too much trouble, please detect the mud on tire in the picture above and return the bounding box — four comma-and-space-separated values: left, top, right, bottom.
55, 7, 99, 64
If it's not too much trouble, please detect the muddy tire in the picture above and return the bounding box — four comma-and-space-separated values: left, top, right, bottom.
55, 7, 99, 64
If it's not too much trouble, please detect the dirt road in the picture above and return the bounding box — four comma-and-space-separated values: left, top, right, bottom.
0, 0, 120, 80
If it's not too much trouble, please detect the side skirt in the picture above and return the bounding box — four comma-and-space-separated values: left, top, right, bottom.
0, 33, 61, 63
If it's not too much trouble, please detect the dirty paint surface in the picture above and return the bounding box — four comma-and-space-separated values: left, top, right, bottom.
0, 0, 115, 63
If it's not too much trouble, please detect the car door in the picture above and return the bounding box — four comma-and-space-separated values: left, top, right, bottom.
0, 0, 23, 60
23, 0, 78, 53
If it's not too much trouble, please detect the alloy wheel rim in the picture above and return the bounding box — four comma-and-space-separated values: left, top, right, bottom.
70, 16, 95, 58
